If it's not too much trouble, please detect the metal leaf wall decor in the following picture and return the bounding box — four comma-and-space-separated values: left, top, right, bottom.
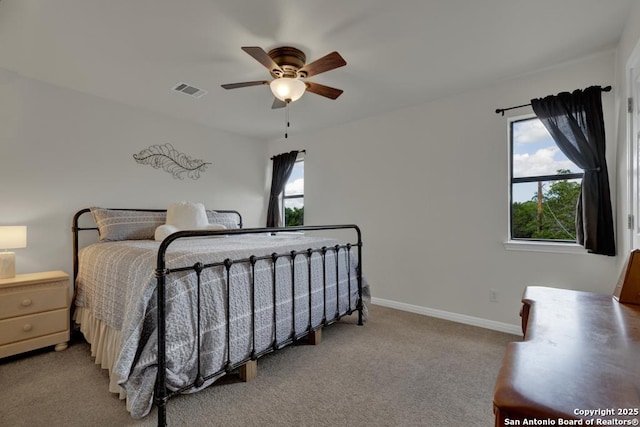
133, 143, 211, 180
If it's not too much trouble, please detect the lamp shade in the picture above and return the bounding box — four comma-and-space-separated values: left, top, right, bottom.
0, 226, 27, 249
269, 78, 306, 102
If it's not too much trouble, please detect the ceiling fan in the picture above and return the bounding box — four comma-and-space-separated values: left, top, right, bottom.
221, 46, 346, 109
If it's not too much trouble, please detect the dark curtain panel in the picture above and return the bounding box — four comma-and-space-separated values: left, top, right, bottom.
531, 86, 615, 255
266, 150, 299, 227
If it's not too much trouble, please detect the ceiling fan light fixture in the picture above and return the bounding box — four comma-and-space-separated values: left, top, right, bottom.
270, 77, 306, 102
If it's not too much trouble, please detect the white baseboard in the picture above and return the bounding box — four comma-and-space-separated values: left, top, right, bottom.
371, 297, 521, 336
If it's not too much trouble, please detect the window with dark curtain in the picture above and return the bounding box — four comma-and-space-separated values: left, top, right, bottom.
530, 86, 615, 256
266, 150, 299, 227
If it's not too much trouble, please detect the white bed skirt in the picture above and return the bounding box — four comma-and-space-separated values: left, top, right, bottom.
74, 307, 126, 399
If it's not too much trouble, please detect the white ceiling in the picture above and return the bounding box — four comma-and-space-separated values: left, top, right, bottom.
0, 0, 634, 140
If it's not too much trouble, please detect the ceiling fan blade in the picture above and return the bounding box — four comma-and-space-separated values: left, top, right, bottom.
221, 81, 268, 90
241, 46, 283, 74
298, 51, 346, 78
272, 98, 287, 109
305, 82, 344, 100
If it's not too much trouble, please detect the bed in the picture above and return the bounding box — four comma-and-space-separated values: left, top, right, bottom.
71, 207, 368, 426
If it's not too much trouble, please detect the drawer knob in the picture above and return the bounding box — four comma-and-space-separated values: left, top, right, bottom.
22, 324, 33, 332
21, 298, 32, 307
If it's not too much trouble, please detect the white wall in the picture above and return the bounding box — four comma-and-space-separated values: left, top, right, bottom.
0, 70, 268, 277
269, 51, 620, 329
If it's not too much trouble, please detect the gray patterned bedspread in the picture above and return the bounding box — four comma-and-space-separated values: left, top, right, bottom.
75, 233, 367, 418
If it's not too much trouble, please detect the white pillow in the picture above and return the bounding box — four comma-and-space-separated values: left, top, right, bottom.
166, 201, 209, 229
154, 224, 177, 241
154, 219, 227, 241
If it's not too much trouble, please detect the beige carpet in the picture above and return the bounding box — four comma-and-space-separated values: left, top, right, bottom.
0, 305, 516, 426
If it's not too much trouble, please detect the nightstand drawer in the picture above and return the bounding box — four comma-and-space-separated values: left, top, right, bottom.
0, 287, 67, 320
0, 309, 67, 346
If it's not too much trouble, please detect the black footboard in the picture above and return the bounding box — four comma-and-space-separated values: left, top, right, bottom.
154, 225, 363, 427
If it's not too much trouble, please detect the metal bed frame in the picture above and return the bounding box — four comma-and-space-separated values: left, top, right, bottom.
72, 208, 364, 426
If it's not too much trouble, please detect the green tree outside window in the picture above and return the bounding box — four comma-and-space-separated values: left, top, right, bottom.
512, 169, 580, 241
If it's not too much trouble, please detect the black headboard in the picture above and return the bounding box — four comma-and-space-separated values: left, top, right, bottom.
71, 208, 243, 282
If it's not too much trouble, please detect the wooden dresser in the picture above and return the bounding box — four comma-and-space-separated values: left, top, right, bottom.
493, 286, 640, 426
0, 271, 70, 358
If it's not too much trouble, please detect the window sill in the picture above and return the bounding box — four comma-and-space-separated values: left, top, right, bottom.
503, 240, 587, 255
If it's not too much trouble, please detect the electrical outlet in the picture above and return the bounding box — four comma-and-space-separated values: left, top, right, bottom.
490, 289, 498, 302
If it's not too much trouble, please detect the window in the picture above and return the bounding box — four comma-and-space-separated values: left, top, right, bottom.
509, 115, 583, 242
283, 157, 304, 226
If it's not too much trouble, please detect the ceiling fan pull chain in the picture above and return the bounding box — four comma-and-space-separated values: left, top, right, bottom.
285, 101, 290, 139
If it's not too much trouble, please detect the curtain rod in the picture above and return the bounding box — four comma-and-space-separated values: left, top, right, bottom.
270, 149, 306, 160
495, 85, 612, 116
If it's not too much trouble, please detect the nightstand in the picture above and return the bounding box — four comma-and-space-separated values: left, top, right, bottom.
0, 271, 70, 358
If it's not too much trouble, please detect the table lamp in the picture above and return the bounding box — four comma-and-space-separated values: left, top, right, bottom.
0, 226, 27, 279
